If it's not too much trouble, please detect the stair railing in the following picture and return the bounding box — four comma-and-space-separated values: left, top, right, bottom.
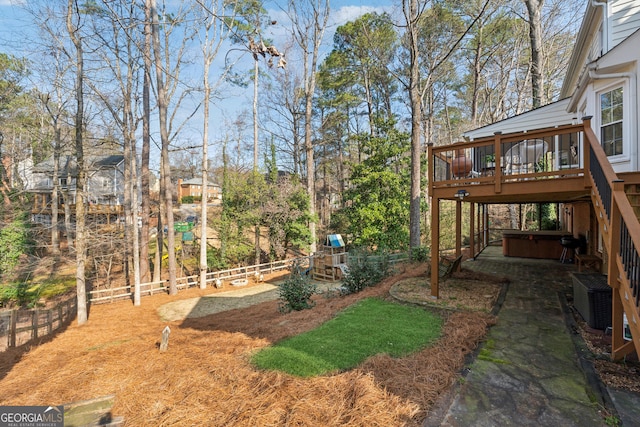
583, 117, 640, 359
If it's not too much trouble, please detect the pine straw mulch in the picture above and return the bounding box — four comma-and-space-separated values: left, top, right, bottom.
568, 306, 640, 394
390, 269, 507, 313
0, 263, 496, 426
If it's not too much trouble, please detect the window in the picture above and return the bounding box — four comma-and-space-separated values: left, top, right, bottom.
600, 87, 623, 156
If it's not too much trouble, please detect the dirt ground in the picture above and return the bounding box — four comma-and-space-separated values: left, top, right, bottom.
0, 263, 498, 426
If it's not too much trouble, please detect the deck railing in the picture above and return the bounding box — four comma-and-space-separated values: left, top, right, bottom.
430, 123, 586, 189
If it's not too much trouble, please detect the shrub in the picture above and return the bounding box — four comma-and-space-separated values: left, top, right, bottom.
410, 246, 429, 262
278, 263, 316, 313
206, 247, 229, 271
0, 215, 33, 276
0, 282, 39, 308
342, 250, 392, 294
181, 196, 195, 204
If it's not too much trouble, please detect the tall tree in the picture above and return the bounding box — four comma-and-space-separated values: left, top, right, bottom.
148, 0, 197, 294
85, 0, 144, 304
197, 0, 237, 289
523, 0, 544, 108
150, 0, 178, 294
66, 0, 88, 324
40, 88, 70, 256
141, 0, 153, 285
287, 0, 330, 254
404, 0, 422, 251
322, 12, 398, 134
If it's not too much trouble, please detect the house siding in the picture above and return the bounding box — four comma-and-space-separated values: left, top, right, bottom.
569, 28, 640, 174
611, 0, 640, 47
463, 99, 576, 140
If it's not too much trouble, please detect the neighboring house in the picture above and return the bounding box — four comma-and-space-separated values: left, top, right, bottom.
28, 154, 125, 225
428, 1, 640, 360
177, 177, 221, 202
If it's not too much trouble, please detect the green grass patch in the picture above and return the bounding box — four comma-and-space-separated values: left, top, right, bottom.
251, 298, 443, 377
0, 276, 76, 308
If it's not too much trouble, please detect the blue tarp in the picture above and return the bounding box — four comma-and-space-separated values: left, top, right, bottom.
326, 234, 345, 248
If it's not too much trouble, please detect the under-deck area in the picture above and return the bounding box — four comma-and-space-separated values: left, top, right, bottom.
428, 118, 640, 359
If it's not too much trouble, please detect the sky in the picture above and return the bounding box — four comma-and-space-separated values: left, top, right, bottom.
0, 0, 396, 170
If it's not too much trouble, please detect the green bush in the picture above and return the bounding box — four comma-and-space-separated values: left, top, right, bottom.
0, 276, 76, 309
0, 282, 39, 308
181, 196, 195, 204
206, 247, 229, 271
342, 250, 392, 294
278, 263, 316, 313
410, 246, 429, 262
0, 215, 33, 276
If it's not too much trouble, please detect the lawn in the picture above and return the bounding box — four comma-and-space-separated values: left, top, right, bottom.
253, 298, 443, 376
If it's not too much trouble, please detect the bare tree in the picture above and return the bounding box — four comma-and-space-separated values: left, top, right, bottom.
82, 0, 145, 304
141, 0, 153, 285
145, 0, 200, 294
287, 0, 330, 254
196, 0, 237, 289
40, 87, 71, 256
523, 0, 544, 108
66, 0, 88, 324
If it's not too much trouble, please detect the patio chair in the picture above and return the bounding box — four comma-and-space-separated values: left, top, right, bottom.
504, 139, 548, 175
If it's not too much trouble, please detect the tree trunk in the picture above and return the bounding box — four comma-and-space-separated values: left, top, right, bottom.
524, 0, 544, 108
66, 0, 87, 324
290, 0, 330, 255
140, 0, 153, 285
150, 0, 177, 294
200, 22, 212, 290
253, 59, 259, 170
406, 0, 422, 250
51, 119, 61, 255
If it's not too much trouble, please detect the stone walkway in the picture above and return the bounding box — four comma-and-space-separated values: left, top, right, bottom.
426, 245, 640, 427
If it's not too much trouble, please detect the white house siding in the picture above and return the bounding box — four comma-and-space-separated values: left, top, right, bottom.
569, 30, 640, 174
588, 23, 602, 61
611, 0, 640, 47
462, 99, 577, 140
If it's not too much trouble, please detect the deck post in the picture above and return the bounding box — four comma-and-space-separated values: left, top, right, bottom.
494, 132, 502, 194
470, 202, 475, 259
455, 199, 462, 262
430, 197, 440, 298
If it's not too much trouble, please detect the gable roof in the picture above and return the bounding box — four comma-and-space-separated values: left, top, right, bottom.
180, 177, 220, 187
32, 154, 124, 175
560, 2, 603, 98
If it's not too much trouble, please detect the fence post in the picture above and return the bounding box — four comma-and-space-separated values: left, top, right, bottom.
47, 309, 53, 334
9, 310, 17, 348
32, 309, 39, 339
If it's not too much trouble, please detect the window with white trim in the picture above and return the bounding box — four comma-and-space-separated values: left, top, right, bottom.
600, 87, 623, 156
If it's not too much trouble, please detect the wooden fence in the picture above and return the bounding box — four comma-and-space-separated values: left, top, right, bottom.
87, 256, 312, 304
0, 297, 77, 352
0, 252, 410, 352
